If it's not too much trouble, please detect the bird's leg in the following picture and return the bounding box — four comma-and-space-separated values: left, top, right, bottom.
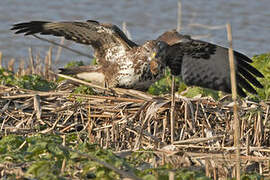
170, 75, 176, 143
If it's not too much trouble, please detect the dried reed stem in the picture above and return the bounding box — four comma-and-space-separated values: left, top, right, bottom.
18, 59, 25, 76
170, 76, 176, 143
55, 37, 65, 64
8, 58, 15, 72
48, 47, 52, 74
61, 135, 66, 173
169, 171, 175, 180
57, 73, 153, 101
177, 0, 182, 32
122, 21, 132, 40
205, 160, 210, 177
226, 23, 240, 180
188, 23, 226, 30
0, 51, 2, 68
173, 0, 182, 143
57, 73, 107, 91
33, 94, 42, 120
70, 148, 141, 180
28, 48, 35, 74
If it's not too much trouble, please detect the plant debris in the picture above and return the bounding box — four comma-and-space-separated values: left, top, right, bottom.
0, 80, 269, 179
1, 48, 269, 179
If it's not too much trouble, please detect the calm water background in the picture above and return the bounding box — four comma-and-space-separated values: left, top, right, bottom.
0, 0, 270, 68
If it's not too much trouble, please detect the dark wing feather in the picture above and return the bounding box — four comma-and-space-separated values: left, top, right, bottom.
157, 30, 264, 96
236, 74, 257, 94
11, 20, 137, 63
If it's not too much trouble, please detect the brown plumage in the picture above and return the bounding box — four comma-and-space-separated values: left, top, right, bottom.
11, 20, 168, 90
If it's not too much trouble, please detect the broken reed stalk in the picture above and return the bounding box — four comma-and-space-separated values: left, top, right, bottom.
55, 37, 65, 64
177, 0, 182, 32
57, 73, 153, 101
188, 23, 226, 30
57, 73, 107, 91
170, 76, 176, 143
171, 0, 182, 144
226, 23, 240, 180
18, 59, 25, 76
44, 47, 52, 80
122, 21, 132, 40
169, 171, 175, 180
0, 51, 2, 68
44, 51, 49, 79
48, 47, 52, 75
32, 35, 94, 59
8, 58, 15, 72
28, 47, 35, 74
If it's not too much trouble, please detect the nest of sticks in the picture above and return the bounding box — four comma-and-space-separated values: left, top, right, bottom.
1, 74, 270, 178
1, 47, 270, 178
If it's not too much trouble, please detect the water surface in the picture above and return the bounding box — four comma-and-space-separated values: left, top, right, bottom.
0, 0, 269, 68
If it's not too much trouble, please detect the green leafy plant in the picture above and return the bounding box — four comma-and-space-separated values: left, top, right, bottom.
0, 68, 56, 91
250, 53, 270, 100
0, 134, 264, 179
240, 173, 263, 180
148, 68, 220, 99
148, 69, 182, 95
0, 68, 16, 85
73, 85, 95, 95
64, 60, 84, 68
15, 74, 56, 91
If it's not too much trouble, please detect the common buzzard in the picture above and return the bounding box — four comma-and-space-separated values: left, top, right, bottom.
157, 30, 264, 97
11, 20, 168, 91
11, 20, 264, 96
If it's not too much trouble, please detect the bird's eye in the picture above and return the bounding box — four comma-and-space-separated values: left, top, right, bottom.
157, 41, 166, 50
157, 42, 162, 49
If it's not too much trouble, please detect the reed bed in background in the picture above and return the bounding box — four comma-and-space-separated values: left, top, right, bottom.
0, 47, 270, 178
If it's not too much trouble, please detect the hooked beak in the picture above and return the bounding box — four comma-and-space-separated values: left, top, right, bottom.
151, 52, 157, 59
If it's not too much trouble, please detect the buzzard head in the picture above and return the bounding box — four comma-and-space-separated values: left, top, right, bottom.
143, 40, 169, 75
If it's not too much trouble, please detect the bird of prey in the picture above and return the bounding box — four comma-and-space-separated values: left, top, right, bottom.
11, 20, 168, 91
11, 20, 264, 97
157, 30, 264, 97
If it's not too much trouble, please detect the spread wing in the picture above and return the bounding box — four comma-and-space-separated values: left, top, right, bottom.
11, 20, 138, 64
157, 30, 264, 97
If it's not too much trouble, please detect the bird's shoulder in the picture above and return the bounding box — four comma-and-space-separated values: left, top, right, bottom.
173, 38, 217, 59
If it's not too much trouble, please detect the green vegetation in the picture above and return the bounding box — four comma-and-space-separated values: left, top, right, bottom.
63, 60, 84, 68
250, 53, 270, 100
0, 68, 14, 85
0, 134, 211, 179
16, 74, 56, 91
148, 69, 223, 100
240, 174, 263, 180
0, 68, 56, 91
0, 134, 262, 179
148, 69, 179, 95
73, 84, 96, 95
1, 54, 269, 179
